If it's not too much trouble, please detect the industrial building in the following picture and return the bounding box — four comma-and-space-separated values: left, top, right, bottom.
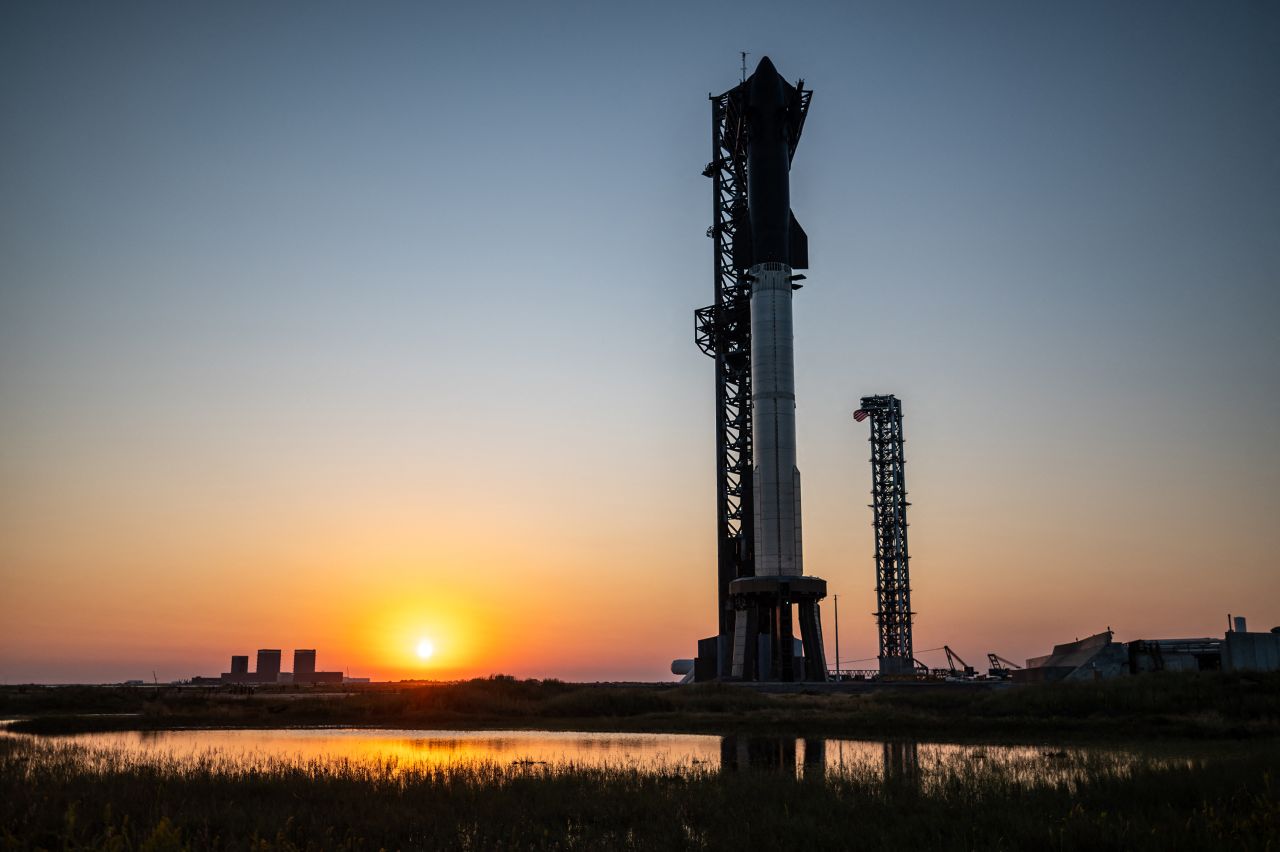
292, 648, 342, 684
294, 649, 315, 680
1223, 620, 1280, 672
1013, 631, 1128, 683
1128, 638, 1221, 673
1017, 617, 1280, 683
218, 647, 343, 684
255, 649, 282, 682
1128, 617, 1280, 675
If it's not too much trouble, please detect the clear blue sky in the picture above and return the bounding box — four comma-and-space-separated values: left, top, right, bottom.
2, 1, 1277, 682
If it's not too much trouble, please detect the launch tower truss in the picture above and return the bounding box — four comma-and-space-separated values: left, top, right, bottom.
695, 90, 753, 644
695, 79, 811, 663
857, 394, 915, 675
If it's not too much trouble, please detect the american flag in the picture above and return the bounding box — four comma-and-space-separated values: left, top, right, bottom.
853, 409, 869, 423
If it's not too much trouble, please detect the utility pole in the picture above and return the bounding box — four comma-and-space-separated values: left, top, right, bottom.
834, 595, 840, 677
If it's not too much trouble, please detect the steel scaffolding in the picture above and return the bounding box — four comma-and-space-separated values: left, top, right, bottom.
695, 88, 754, 645
857, 394, 915, 675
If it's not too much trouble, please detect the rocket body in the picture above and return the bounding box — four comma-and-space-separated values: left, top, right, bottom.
745, 57, 805, 578
750, 262, 802, 575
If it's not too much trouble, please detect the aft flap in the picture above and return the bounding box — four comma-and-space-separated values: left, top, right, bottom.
789, 210, 808, 270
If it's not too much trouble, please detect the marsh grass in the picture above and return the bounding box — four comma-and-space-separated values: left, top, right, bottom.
2, 734, 1276, 850
6, 672, 1277, 741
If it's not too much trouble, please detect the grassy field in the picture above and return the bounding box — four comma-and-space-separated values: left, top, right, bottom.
4, 672, 1280, 742
1, 734, 1276, 851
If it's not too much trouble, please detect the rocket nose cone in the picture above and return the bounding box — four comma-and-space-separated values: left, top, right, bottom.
749, 55, 784, 104
754, 55, 779, 78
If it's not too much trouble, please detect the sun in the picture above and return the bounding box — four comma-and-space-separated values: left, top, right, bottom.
415, 638, 435, 661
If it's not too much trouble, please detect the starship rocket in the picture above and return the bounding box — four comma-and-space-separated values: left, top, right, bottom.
745, 56, 808, 579
688, 55, 826, 682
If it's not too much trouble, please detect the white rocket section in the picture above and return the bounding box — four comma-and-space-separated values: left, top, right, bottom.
750, 262, 803, 577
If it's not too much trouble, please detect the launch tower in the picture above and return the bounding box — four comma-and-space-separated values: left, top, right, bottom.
693, 57, 826, 682
854, 395, 915, 675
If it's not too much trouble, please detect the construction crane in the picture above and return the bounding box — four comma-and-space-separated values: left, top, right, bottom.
943, 645, 976, 678
987, 652, 1022, 680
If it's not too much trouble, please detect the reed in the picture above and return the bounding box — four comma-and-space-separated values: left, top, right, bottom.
5, 672, 1278, 741
1, 735, 1276, 850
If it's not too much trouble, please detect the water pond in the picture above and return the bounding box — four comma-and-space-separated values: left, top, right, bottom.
2, 725, 1202, 788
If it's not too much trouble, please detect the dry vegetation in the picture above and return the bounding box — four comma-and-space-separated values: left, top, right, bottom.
1, 734, 1276, 851
4, 672, 1280, 742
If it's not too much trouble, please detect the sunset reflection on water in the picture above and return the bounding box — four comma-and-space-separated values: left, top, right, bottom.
1, 726, 1185, 787
60, 729, 725, 772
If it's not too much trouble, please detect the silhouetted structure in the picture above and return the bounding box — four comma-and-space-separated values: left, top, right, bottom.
293, 649, 316, 679
293, 648, 342, 684
1222, 619, 1280, 671
1128, 638, 1221, 673
691, 56, 827, 683
217, 647, 348, 684
221, 654, 254, 684
854, 395, 916, 676
256, 649, 282, 682
1015, 631, 1126, 683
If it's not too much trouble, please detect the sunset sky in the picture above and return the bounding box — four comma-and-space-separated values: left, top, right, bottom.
2, 2, 1277, 683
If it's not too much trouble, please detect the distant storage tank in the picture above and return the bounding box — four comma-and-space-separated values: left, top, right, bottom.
256, 649, 282, 683
671, 659, 695, 684
230, 655, 249, 675
1234, 616, 1248, 633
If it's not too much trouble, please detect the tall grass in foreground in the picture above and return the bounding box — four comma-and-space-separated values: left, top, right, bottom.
2, 737, 1277, 851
